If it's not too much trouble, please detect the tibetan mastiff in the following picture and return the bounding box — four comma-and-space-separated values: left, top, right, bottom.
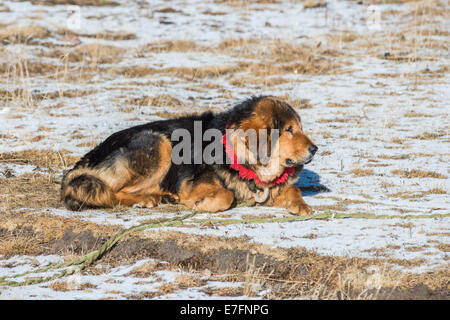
61, 96, 318, 215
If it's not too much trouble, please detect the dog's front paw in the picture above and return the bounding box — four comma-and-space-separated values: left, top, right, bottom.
132, 197, 159, 208
288, 201, 313, 216
161, 193, 179, 204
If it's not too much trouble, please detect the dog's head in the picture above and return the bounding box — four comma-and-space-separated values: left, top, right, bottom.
228, 97, 317, 184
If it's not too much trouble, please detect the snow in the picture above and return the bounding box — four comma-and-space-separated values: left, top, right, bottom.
0, 257, 249, 300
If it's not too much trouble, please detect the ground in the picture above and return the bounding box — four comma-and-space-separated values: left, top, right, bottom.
0, 0, 449, 299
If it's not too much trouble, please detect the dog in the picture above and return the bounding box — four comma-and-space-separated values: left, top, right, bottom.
61, 96, 318, 215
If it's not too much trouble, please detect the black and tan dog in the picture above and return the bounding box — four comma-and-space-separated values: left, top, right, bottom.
61, 96, 318, 215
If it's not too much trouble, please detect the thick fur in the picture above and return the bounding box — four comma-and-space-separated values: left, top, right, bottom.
61, 96, 317, 214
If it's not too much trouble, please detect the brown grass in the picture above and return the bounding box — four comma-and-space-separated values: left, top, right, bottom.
313, 204, 347, 212
31, 0, 119, 6
303, 0, 327, 9
423, 188, 447, 195
108, 65, 239, 79
0, 26, 49, 44
391, 169, 446, 179
136, 231, 448, 299
281, 96, 315, 109
435, 244, 450, 252
0, 211, 118, 257
229, 75, 292, 87
142, 40, 199, 52
48, 281, 97, 292
0, 150, 79, 169
0, 60, 59, 76
404, 111, 432, 118
127, 94, 183, 107
378, 154, 410, 160
389, 192, 423, 199
1, 212, 448, 299
175, 273, 204, 289
0, 88, 97, 102
63, 30, 137, 41
201, 286, 243, 297
47, 44, 126, 65
0, 173, 60, 210
351, 168, 374, 177
412, 132, 446, 140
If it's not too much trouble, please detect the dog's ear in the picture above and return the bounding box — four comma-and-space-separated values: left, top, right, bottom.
258, 127, 281, 165
239, 114, 277, 165
227, 126, 258, 165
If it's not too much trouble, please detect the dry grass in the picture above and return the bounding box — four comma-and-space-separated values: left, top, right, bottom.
1, 211, 448, 299
146, 232, 446, 299
142, 40, 199, 53
378, 154, 410, 160
281, 96, 315, 109
214, 38, 343, 75
412, 132, 446, 140
0, 88, 97, 102
404, 111, 432, 118
31, 0, 119, 6
229, 75, 292, 87
0, 173, 61, 210
175, 273, 204, 289
423, 188, 447, 195
0, 150, 79, 169
127, 94, 183, 108
313, 204, 347, 212
391, 169, 446, 179
303, 0, 327, 9
351, 168, 374, 177
0, 26, 49, 44
63, 30, 137, 41
201, 286, 243, 297
48, 281, 97, 292
435, 244, 450, 252
0, 211, 118, 257
389, 191, 423, 199
108, 64, 239, 79
0, 59, 59, 76
46, 44, 126, 65
128, 261, 163, 277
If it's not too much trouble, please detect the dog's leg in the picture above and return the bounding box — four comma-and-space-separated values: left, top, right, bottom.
62, 132, 174, 211
114, 134, 175, 208
178, 172, 234, 213
115, 186, 178, 208
273, 185, 312, 215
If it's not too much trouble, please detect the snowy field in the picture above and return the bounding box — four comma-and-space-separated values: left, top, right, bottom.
0, 0, 449, 299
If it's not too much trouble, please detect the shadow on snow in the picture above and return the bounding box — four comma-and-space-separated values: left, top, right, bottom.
295, 168, 330, 197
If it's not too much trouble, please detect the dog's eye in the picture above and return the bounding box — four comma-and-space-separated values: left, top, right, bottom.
285, 126, 293, 133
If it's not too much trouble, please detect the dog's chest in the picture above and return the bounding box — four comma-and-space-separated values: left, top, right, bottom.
215, 168, 254, 200
215, 168, 288, 204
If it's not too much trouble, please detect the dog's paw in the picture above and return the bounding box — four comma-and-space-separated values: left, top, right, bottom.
288, 201, 313, 216
132, 199, 157, 208
161, 194, 179, 204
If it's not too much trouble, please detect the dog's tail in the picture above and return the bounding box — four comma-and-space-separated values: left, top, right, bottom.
61, 169, 116, 211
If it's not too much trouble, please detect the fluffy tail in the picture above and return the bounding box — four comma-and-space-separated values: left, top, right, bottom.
61, 171, 116, 211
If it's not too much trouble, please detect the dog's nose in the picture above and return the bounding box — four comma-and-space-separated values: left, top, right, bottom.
308, 145, 318, 155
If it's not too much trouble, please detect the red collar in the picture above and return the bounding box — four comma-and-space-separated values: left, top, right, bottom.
222, 131, 295, 187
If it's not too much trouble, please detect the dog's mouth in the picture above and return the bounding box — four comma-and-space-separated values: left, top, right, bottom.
285, 156, 314, 167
